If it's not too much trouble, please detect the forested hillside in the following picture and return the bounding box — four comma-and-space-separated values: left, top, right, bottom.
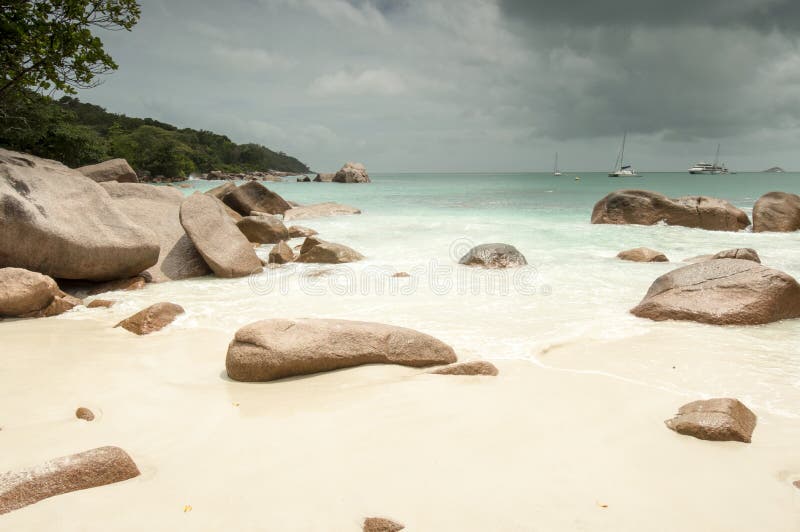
0, 93, 310, 177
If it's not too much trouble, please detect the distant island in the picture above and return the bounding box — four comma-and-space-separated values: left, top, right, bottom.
763, 166, 785, 173
0, 92, 309, 179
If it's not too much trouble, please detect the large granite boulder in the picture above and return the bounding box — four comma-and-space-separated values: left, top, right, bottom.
617, 247, 668, 262
77, 158, 138, 183
180, 193, 262, 278
287, 225, 318, 238
0, 149, 159, 281
205, 182, 236, 199
0, 267, 60, 317
283, 202, 361, 221
222, 181, 291, 216
631, 258, 800, 325
0, 446, 140, 515
592, 190, 750, 231
226, 319, 457, 381
333, 162, 370, 183
236, 214, 289, 244
752, 191, 800, 232
101, 183, 211, 282
665, 398, 757, 443
458, 243, 527, 268
295, 237, 364, 264
115, 302, 185, 335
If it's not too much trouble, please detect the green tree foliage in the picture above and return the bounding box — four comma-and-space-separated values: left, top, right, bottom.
0, 0, 141, 98
0, 93, 311, 177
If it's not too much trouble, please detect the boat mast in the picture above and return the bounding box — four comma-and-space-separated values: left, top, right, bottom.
713, 144, 720, 173
554, 152, 558, 174
620, 132, 627, 169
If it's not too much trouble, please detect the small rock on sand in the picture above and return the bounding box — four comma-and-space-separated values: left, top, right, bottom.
75, 407, 95, 421
115, 302, 185, 335
428, 361, 499, 376
363, 517, 405, 531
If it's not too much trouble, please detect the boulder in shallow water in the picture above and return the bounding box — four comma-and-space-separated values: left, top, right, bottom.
314, 173, 335, 182
115, 302, 185, 335
295, 237, 364, 264
268, 241, 294, 264
180, 193, 262, 278
617, 247, 668, 262
22, 291, 81, 318
665, 398, 756, 443
459, 243, 527, 268
0, 267, 60, 317
87, 299, 115, 309
0, 148, 159, 281
428, 361, 499, 376
283, 202, 361, 221
711, 248, 760, 263
363, 517, 405, 532
226, 318, 457, 381
101, 182, 211, 282
0, 446, 140, 515
287, 225, 317, 238
333, 162, 370, 183
631, 258, 800, 325
87, 275, 146, 295
236, 214, 289, 244
77, 158, 138, 183
222, 181, 291, 216
591, 189, 750, 231
752, 191, 800, 232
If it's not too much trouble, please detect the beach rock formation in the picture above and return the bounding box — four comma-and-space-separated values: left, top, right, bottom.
631, 258, 800, 325
236, 214, 289, 244
283, 202, 361, 221
287, 225, 317, 238
180, 193, 262, 278
665, 398, 757, 443
0, 446, 140, 515
617, 247, 668, 262
0, 148, 159, 281
711, 248, 761, 263
221, 181, 291, 216
313, 173, 335, 182
333, 162, 370, 183
101, 182, 211, 282
429, 361, 499, 376
87, 276, 146, 295
363, 517, 405, 532
591, 190, 750, 231
268, 241, 294, 264
77, 158, 138, 183
0, 268, 60, 317
115, 302, 185, 335
752, 191, 800, 232
458, 243, 527, 268
75, 407, 95, 421
206, 182, 236, 199
226, 318, 457, 381
87, 299, 115, 309
22, 292, 81, 318
295, 237, 364, 264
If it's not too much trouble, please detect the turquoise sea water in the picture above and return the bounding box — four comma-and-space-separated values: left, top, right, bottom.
84, 172, 800, 415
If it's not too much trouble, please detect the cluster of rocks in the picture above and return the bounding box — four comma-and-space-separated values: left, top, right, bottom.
203, 170, 296, 182
312, 162, 371, 183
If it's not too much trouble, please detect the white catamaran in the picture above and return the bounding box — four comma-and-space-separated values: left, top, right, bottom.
689, 144, 729, 174
608, 132, 640, 177
553, 152, 562, 176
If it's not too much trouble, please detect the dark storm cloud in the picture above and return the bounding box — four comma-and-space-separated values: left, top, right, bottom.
500, 0, 800, 32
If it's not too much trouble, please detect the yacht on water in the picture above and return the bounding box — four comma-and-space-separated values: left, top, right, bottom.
689, 144, 729, 174
608, 132, 640, 177
553, 152, 562, 176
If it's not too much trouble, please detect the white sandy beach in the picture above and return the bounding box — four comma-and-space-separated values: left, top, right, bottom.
2, 314, 799, 531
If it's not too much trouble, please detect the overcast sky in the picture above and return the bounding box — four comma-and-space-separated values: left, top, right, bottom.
80, 0, 800, 172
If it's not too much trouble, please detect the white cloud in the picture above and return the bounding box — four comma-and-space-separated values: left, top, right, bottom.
211, 45, 294, 70
308, 68, 408, 96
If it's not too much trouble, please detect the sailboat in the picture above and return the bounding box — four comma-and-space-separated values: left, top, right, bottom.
553, 152, 562, 176
608, 132, 640, 177
689, 144, 729, 174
